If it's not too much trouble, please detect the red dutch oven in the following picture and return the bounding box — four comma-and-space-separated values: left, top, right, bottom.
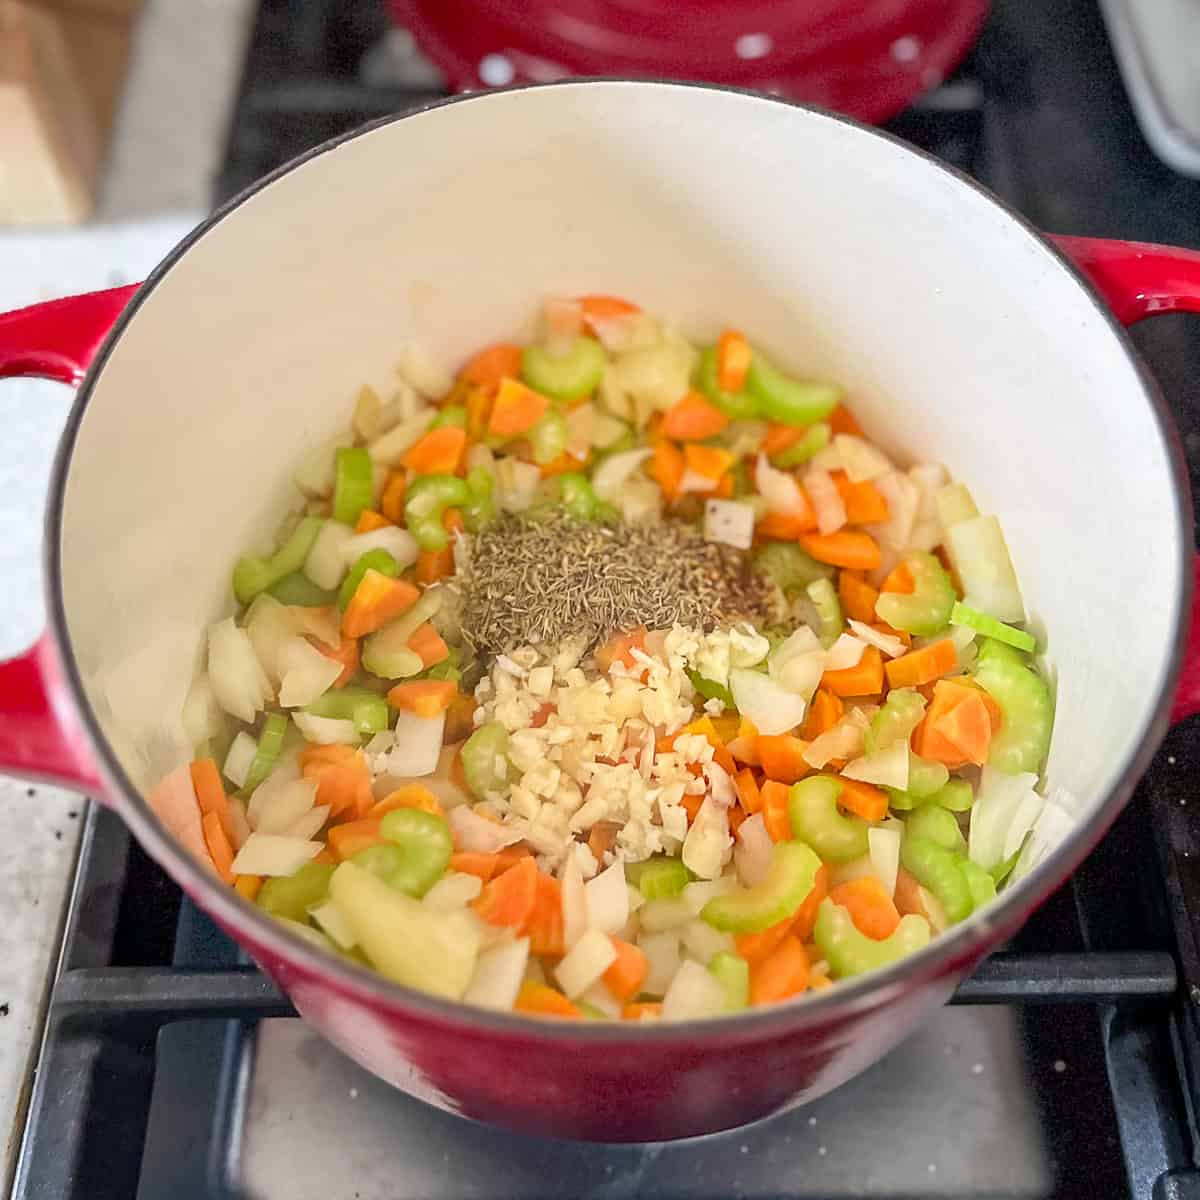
0, 82, 1198, 1142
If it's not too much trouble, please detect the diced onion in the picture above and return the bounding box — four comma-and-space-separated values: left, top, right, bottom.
681, 918, 735, 963
495, 459, 542, 513
831, 855, 878, 888
282, 804, 329, 841
447, 806, 526, 854
868, 826, 902, 897
584, 860, 629, 935
465, 937, 530, 1011
841, 738, 910, 790
292, 712, 359, 745
230, 833, 322, 877
662, 959, 726, 1021
579, 981, 623, 1018
294, 436, 350, 499
366, 408, 436, 467
308, 901, 357, 949
730, 668, 807, 736
1010, 786, 1076, 884
968, 767, 1042, 871
304, 520, 355, 589
564, 401, 594, 460
619, 479, 664, 524
755, 454, 808, 516
834, 434, 892, 482
639, 930, 681, 997
867, 471, 920, 555
946, 515, 1025, 623
182, 674, 225, 747
824, 633, 866, 672
681, 878, 734, 916
423, 871, 484, 911
277, 637, 343, 708
803, 710, 869, 769
637, 898, 693, 933
804, 467, 847, 534
387, 710, 446, 777
592, 448, 654, 502
396, 343, 452, 398
561, 854, 589, 949
704, 499, 755, 550
847, 618, 906, 659
254, 778, 319, 835
735, 814, 773, 887
769, 628, 826, 701
208, 618, 271, 723
677, 468, 719, 496
222, 731, 257, 790
340, 526, 419, 571
555, 927, 617, 998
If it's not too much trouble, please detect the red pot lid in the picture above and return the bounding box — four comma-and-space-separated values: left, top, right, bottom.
387, 0, 990, 125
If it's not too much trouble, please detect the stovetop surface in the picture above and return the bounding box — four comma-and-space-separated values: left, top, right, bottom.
12, 0, 1200, 1197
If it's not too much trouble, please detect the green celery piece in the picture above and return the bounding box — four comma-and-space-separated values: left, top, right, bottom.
814, 898, 931, 979
961, 859, 997, 911
990, 845, 1023, 886
528, 409, 568, 465
460, 722, 511, 798
695, 345, 761, 420
242, 713, 288, 794
304, 687, 389, 736
538, 472, 602, 521
806, 578, 843, 648
907, 753, 949, 797
430, 405, 467, 430
269, 571, 336, 607
788, 776, 869, 863
904, 806, 966, 853
900, 836, 973, 924
864, 688, 926, 754
771, 422, 832, 468
232, 516, 324, 606
950, 601, 1036, 653
333, 447, 373, 526
627, 856, 690, 901
708, 952, 750, 1011
971, 639, 1054, 774
931, 778, 974, 811
687, 669, 733, 710
745, 354, 841, 427
875, 551, 956, 636
463, 467, 496, 533
422, 656, 463, 685
754, 542, 833, 596
701, 841, 821, 934
521, 338, 606, 401
371, 808, 453, 897
406, 474, 472, 551
338, 548, 399, 610
361, 623, 424, 680
256, 862, 336, 924
886, 773, 969, 812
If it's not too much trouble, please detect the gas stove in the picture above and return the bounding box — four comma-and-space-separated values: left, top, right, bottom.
12, 1, 1200, 1197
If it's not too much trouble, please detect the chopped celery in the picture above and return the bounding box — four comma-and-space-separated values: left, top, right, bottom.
950, 601, 1035, 653
814, 899, 930, 979
268, 571, 336, 607
701, 841, 821, 933
695, 345, 761, 420
361, 615, 428, 680
874, 551, 956, 637
546, 472, 603, 521
521, 338, 607, 401
864, 688, 926, 754
338, 548, 399, 609
972, 639, 1053, 774
754, 542, 833, 596
771, 422, 832, 468
430, 405, 467, 430
304, 686, 389, 736
904, 806, 966, 853
405, 474, 472, 551
788, 775, 869, 863
366, 808, 453, 897
242, 713, 288, 794
899, 837, 973, 924
232, 516, 324, 606
529, 409, 568, 465
907, 754, 950, 798
460, 721, 511, 798
945, 515, 1024, 623
886, 774, 970, 813
930, 778, 975, 811
627, 856, 690, 901
990, 845, 1023, 885
708, 951, 750, 1011
463, 466, 496, 533
961, 859, 997, 910
687, 669, 733, 710
256, 861, 336, 924
806, 578, 843, 648
333, 447, 373, 526
745, 354, 841, 427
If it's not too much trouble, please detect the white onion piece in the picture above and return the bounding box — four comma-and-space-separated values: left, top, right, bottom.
230, 833, 322, 877
495, 458, 542, 513
246, 765, 306, 829
1011, 786, 1076, 884
588, 312, 645, 352
1003, 788, 1047, 863
824, 633, 867, 672
662, 959, 726, 1021
423, 871, 484, 911
638, 930, 681, 997
284, 804, 330, 841
735, 814, 773, 887
841, 738, 910, 790
308, 901, 357, 949
304, 521, 355, 589
919, 885, 950, 933
730, 669, 807, 736
560, 854, 589, 949
222, 732, 257, 790
564, 401, 594, 460
810, 443, 843, 472
580, 981, 623, 1018
637, 898, 693, 933
592, 447, 653, 502
364, 731, 394, 756
366, 408, 436, 467
292, 712, 359, 745
619, 479, 664, 525
946, 514, 1025, 623
680, 878, 734, 916
803, 710, 870, 769
277, 637, 343, 708
868, 826, 902, 897
340, 526, 419, 571
831, 856, 879, 889
254, 778, 318, 835
182, 675, 225, 748
867, 471, 920, 555
834, 434, 893, 482
847, 618, 907, 659
555, 928, 617, 998
704, 499, 755, 550
208, 618, 272, 723
396, 343, 452, 398
682, 918, 735, 963
386, 711, 445, 777
447, 806, 526, 854
909, 463, 949, 521
465, 937, 530, 1011
803, 467, 847, 534
226, 796, 251, 850
294, 435, 349, 498
968, 767, 1041, 871
755, 454, 808, 516
585, 860, 629, 935
677, 468, 718, 495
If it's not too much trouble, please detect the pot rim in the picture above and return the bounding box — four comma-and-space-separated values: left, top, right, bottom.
44, 78, 1193, 1043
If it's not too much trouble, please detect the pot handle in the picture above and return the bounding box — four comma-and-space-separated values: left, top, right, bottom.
0, 284, 140, 792
1052, 236, 1200, 724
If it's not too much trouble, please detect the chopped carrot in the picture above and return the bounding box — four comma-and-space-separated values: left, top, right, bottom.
594, 626, 648, 673
660, 391, 729, 441
836, 777, 888, 822
761, 422, 804, 457
750, 935, 809, 1005
914, 680, 995, 768
933, 692, 993, 766
234, 875, 263, 901
407, 622, 450, 668
465, 382, 493, 440
523, 872, 566, 957
577, 294, 640, 331
736, 915, 795, 964
828, 403, 864, 437
301, 745, 374, 820
830, 471, 889, 524
880, 562, 915, 594
190, 758, 236, 847
540, 451, 587, 477
756, 507, 816, 540
757, 735, 810, 785
327, 817, 386, 860
893, 867, 928, 919
651, 439, 685, 501
726, 717, 760, 766
341, 571, 420, 638
515, 981, 580, 1018
734, 767, 763, 815
312, 848, 337, 865
202, 810, 235, 884
944, 677, 1004, 732
460, 343, 523, 387
403, 425, 467, 475
380, 471, 407, 524
714, 474, 734, 499
793, 864, 830, 941
473, 856, 538, 929
838, 571, 879, 624
444, 692, 476, 744
369, 783, 444, 820
354, 509, 392, 533
716, 329, 752, 392
313, 634, 360, 688
802, 688, 844, 740
683, 442, 736, 482
488, 377, 548, 438
603, 937, 648, 1001
415, 548, 452, 584
762, 780, 793, 842
728, 804, 746, 837
622, 1002, 663, 1021
799, 530, 882, 571
884, 639, 957, 689
448, 852, 506, 881
387, 679, 458, 718
681, 793, 704, 825
587, 821, 620, 862
828, 876, 901, 939
821, 644, 884, 697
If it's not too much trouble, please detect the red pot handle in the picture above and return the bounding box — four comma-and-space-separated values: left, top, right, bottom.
0, 284, 139, 792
